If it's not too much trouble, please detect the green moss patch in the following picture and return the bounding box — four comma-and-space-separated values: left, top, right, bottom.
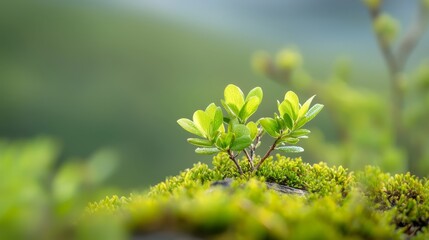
87, 154, 429, 239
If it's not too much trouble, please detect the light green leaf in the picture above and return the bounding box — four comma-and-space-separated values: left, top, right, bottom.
246, 121, 258, 140
294, 117, 308, 130
239, 96, 261, 122
298, 95, 315, 120
282, 113, 294, 130
187, 138, 213, 147
290, 129, 311, 138
280, 137, 299, 144
215, 133, 229, 150
259, 118, 280, 137
193, 110, 211, 138
232, 124, 250, 138
305, 104, 324, 122
275, 146, 304, 153
195, 147, 221, 155
205, 103, 217, 118
212, 107, 224, 133
221, 99, 240, 117
230, 136, 252, 151
245, 87, 263, 102
278, 100, 296, 120
177, 118, 204, 137
230, 123, 252, 151
284, 91, 300, 118
224, 84, 245, 110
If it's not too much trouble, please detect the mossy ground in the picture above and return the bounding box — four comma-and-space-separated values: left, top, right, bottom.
87, 153, 429, 239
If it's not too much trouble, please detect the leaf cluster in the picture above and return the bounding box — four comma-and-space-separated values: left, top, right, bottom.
178, 84, 323, 174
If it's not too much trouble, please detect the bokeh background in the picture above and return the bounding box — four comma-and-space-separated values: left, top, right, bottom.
1, 0, 428, 190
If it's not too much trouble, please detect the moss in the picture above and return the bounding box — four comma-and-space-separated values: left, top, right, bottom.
87, 154, 429, 239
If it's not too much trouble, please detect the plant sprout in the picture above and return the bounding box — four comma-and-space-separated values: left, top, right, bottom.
177, 84, 323, 174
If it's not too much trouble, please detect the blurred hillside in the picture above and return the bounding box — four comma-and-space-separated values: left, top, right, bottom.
0, 0, 428, 190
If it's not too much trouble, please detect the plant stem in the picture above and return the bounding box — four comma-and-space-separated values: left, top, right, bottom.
227, 150, 243, 175
367, 4, 429, 172
255, 137, 280, 171
243, 149, 254, 170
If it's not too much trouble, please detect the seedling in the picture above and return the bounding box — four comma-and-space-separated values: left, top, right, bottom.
178, 84, 323, 174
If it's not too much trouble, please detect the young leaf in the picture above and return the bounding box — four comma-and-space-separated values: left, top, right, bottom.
284, 91, 300, 117
239, 96, 261, 122
193, 110, 211, 138
195, 147, 221, 155
187, 138, 213, 147
298, 95, 315, 120
282, 113, 294, 130
232, 124, 250, 138
212, 107, 224, 133
259, 118, 280, 137
177, 118, 204, 137
230, 123, 252, 151
275, 146, 304, 153
215, 132, 232, 150
278, 100, 296, 120
245, 87, 263, 102
305, 104, 324, 122
230, 136, 252, 151
246, 121, 258, 140
279, 137, 300, 145
290, 129, 311, 138
224, 84, 245, 110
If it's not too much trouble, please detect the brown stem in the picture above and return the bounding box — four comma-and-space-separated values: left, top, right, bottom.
397, 4, 429, 69
255, 137, 280, 170
243, 149, 254, 170
227, 150, 243, 175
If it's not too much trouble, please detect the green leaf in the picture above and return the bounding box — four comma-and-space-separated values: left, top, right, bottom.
298, 95, 315, 120
284, 91, 299, 118
278, 100, 296, 120
195, 147, 221, 155
230, 136, 252, 151
246, 121, 258, 140
212, 107, 224, 133
305, 104, 324, 122
290, 129, 311, 138
193, 110, 211, 138
245, 87, 263, 102
177, 118, 204, 137
230, 123, 252, 151
239, 96, 261, 122
275, 146, 304, 153
187, 138, 213, 147
294, 117, 307, 130
215, 133, 230, 150
232, 124, 250, 138
280, 137, 300, 144
282, 113, 294, 130
205, 103, 218, 118
224, 84, 245, 110
221, 99, 240, 117
259, 118, 280, 137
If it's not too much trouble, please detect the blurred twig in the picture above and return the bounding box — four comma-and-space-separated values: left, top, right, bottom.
366, 1, 429, 171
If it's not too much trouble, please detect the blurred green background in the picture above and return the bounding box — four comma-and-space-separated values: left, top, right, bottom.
1, 0, 428, 189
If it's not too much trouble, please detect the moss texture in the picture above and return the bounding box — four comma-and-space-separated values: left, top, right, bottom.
87, 153, 429, 239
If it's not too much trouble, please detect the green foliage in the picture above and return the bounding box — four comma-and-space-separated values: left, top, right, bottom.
0, 138, 120, 240
87, 154, 429, 239
178, 84, 323, 174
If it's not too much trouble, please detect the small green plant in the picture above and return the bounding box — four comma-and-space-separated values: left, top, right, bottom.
177, 84, 323, 174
